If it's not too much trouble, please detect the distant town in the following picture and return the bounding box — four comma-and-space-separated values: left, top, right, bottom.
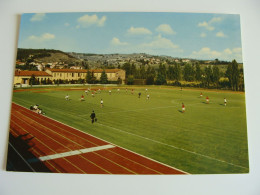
15, 48, 232, 71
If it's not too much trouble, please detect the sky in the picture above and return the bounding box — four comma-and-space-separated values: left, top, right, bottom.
18, 12, 243, 62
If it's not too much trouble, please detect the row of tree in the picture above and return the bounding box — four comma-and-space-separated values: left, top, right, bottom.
27, 60, 244, 91
122, 60, 244, 91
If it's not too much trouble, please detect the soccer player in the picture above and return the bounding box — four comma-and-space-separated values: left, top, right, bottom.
147, 94, 150, 100
91, 91, 95, 97
85, 89, 88, 95
81, 94, 85, 101
138, 92, 141, 98
125, 88, 128, 93
131, 89, 134, 95
182, 103, 185, 113
206, 96, 209, 104
224, 98, 227, 106
33, 104, 38, 110
117, 88, 120, 93
109, 90, 112, 95
145, 88, 148, 93
100, 99, 104, 108
65, 94, 69, 100
200, 92, 203, 97
90, 110, 96, 124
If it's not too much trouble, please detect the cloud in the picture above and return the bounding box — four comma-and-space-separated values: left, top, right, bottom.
190, 47, 242, 61
223, 48, 232, 55
64, 23, 70, 27
127, 26, 152, 35
216, 31, 227, 37
156, 24, 176, 35
77, 14, 106, 28
140, 34, 182, 53
198, 17, 222, 31
110, 37, 128, 46
30, 13, 46, 22
28, 33, 55, 42
200, 33, 207, 38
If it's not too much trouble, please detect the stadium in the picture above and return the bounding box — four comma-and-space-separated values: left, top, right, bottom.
7, 85, 249, 174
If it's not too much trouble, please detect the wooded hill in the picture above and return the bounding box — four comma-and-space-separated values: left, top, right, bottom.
16, 48, 80, 65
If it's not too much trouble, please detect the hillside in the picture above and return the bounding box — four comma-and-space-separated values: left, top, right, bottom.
17, 48, 80, 64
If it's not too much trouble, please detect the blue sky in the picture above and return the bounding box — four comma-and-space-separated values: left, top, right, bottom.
18, 12, 243, 62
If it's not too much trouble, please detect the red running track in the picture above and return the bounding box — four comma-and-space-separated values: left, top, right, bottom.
9, 102, 187, 174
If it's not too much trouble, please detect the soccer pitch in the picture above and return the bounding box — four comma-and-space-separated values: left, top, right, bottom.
11, 86, 249, 174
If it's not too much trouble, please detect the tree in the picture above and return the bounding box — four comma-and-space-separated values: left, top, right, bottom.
212, 66, 220, 88
122, 62, 131, 77
146, 75, 155, 85
204, 66, 213, 87
146, 65, 156, 85
91, 71, 96, 84
100, 70, 108, 84
195, 64, 202, 81
29, 74, 38, 85
140, 65, 146, 79
127, 75, 134, 85
130, 64, 136, 76
183, 64, 195, 81
86, 70, 92, 83
239, 68, 245, 91
226, 60, 240, 91
155, 65, 167, 85
167, 65, 175, 80
82, 60, 89, 69
173, 64, 181, 82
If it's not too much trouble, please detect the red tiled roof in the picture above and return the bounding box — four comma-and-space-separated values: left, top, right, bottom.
47, 68, 87, 73
15, 71, 51, 77
91, 69, 123, 73
47, 68, 123, 73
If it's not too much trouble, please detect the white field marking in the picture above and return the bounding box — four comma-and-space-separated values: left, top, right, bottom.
13, 103, 188, 174
8, 142, 36, 172
97, 123, 249, 170
39, 144, 115, 161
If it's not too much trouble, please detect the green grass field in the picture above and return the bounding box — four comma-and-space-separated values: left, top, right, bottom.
12, 85, 249, 174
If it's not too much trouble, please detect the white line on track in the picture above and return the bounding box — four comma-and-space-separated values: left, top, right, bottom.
39, 144, 115, 161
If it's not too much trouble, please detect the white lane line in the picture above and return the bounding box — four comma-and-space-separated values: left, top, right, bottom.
39, 144, 115, 161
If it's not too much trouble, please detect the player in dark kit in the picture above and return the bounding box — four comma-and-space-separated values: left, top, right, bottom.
138, 92, 141, 98
90, 110, 96, 124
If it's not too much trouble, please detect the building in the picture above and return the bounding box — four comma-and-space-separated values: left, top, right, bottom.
91, 69, 125, 83
14, 70, 52, 85
45, 68, 87, 81
13, 68, 126, 85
